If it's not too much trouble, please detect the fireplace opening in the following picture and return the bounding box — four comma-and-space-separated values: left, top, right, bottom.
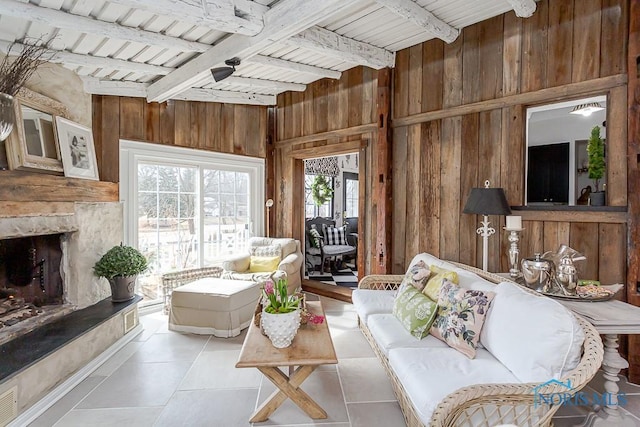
0, 234, 64, 331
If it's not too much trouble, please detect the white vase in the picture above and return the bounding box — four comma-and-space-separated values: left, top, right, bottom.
261, 309, 301, 348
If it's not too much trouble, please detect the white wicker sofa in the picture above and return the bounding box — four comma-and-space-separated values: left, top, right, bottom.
352, 253, 603, 427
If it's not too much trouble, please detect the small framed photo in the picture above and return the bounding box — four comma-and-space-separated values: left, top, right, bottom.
55, 117, 99, 180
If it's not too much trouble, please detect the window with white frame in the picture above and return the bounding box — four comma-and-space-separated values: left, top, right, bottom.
120, 140, 264, 306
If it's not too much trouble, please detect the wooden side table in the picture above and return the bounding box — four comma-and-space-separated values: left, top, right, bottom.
235, 301, 338, 422
558, 299, 640, 427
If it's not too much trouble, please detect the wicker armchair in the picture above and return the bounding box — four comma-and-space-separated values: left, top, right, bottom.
357, 264, 604, 427
161, 266, 223, 314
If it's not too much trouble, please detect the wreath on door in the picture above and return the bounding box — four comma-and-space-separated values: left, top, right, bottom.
311, 175, 333, 206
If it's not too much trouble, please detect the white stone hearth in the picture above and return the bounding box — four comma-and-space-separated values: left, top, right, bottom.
0, 202, 123, 309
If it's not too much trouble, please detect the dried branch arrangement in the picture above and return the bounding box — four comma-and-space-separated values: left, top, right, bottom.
0, 39, 55, 96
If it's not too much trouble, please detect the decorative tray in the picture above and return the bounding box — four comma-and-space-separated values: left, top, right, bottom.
541, 284, 623, 302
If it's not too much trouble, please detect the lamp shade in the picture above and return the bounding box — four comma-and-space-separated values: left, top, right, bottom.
211, 66, 235, 82
463, 184, 512, 216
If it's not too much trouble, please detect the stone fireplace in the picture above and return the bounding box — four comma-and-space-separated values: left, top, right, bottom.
0, 202, 123, 344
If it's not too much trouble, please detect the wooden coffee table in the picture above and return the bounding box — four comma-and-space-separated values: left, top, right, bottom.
235, 301, 338, 422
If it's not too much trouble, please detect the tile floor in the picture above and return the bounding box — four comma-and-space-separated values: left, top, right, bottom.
28, 294, 640, 427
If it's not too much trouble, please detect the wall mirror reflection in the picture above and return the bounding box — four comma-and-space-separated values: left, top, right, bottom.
525, 95, 606, 206
5, 88, 67, 174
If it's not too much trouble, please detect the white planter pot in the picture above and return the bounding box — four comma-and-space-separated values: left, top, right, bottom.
261, 309, 301, 348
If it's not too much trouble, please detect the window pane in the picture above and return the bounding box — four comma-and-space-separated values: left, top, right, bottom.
158, 166, 178, 191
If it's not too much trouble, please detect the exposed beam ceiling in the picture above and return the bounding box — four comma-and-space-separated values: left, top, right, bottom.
247, 55, 342, 80
507, 0, 537, 18
373, 0, 459, 43
0, 40, 172, 75
284, 27, 396, 70
222, 76, 306, 92
0, 0, 211, 53
146, 0, 362, 103
106, 0, 267, 36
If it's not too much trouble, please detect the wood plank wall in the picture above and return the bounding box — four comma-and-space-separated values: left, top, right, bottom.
273, 68, 382, 275
391, 0, 629, 289
92, 96, 268, 183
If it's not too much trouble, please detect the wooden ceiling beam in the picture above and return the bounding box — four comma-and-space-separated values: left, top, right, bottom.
506, 0, 537, 18
0, 40, 172, 75
0, 0, 211, 53
106, 0, 266, 36
221, 76, 307, 93
146, 0, 361, 103
83, 77, 276, 105
284, 26, 395, 69
247, 55, 342, 80
373, 0, 459, 43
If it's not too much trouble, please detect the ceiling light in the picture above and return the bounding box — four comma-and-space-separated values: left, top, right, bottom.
210, 57, 241, 82
569, 102, 604, 117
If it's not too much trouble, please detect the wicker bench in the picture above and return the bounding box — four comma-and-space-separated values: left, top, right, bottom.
354, 260, 604, 427
161, 266, 223, 314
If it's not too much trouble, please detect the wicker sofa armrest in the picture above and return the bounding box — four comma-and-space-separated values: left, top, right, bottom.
161, 266, 223, 314
358, 274, 405, 290
428, 315, 603, 427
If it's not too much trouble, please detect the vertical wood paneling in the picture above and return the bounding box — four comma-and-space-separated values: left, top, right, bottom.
347, 68, 363, 128
600, 0, 627, 76
119, 97, 144, 140
443, 36, 463, 108
500, 106, 525, 205
100, 96, 120, 183
521, 0, 548, 92
191, 102, 207, 149
205, 103, 221, 151
420, 121, 441, 256
92, 96, 103, 179
547, 0, 574, 87
144, 102, 160, 142
159, 101, 175, 145
570, 222, 600, 279
542, 221, 571, 253
479, 15, 504, 101
404, 124, 421, 261
362, 67, 375, 124
408, 44, 423, 115
173, 101, 190, 147
572, 0, 602, 82
392, 126, 408, 274
462, 24, 481, 104
439, 116, 462, 261
314, 80, 329, 134
422, 40, 444, 112
607, 84, 628, 206
459, 114, 479, 266
502, 11, 522, 96
598, 223, 626, 284
394, 49, 409, 119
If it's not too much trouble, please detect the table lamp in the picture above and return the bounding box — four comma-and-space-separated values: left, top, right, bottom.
463, 180, 512, 271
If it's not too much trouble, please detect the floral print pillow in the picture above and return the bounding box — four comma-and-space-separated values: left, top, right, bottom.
430, 280, 495, 358
393, 284, 439, 339
396, 260, 432, 296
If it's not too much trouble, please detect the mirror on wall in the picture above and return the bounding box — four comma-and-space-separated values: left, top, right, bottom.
4, 88, 68, 174
525, 95, 606, 206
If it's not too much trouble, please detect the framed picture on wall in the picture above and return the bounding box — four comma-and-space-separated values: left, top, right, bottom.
55, 117, 99, 180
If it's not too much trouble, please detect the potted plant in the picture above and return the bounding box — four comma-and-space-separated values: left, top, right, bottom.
260, 278, 302, 348
94, 244, 148, 302
587, 125, 606, 206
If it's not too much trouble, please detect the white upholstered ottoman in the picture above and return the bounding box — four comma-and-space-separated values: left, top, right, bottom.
168, 277, 260, 338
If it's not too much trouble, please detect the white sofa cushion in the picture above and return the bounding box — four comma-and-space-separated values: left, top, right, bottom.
368, 314, 448, 356
389, 346, 520, 425
352, 289, 395, 324
480, 281, 585, 383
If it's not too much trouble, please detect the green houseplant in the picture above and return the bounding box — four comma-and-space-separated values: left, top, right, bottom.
94, 244, 148, 302
587, 125, 606, 206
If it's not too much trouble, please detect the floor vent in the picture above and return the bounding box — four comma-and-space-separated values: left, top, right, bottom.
123, 307, 138, 334
0, 387, 17, 427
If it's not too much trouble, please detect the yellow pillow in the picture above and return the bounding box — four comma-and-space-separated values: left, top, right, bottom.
249, 256, 281, 272
423, 266, 459, 301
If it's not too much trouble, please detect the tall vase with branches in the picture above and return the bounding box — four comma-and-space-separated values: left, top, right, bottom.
0, 38, 54, 141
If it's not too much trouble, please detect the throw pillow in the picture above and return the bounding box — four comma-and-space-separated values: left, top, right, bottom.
308, 228, 322, 248
430, 280, 495, 359
251, 244, 281, 258
423, 265, 459, 302
322, 224, 348, 245
398, 260, 432, 293
249, 256, 281, 272
392, 284, 439, 339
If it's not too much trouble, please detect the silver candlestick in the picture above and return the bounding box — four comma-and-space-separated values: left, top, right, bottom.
504, 227, 524, 278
